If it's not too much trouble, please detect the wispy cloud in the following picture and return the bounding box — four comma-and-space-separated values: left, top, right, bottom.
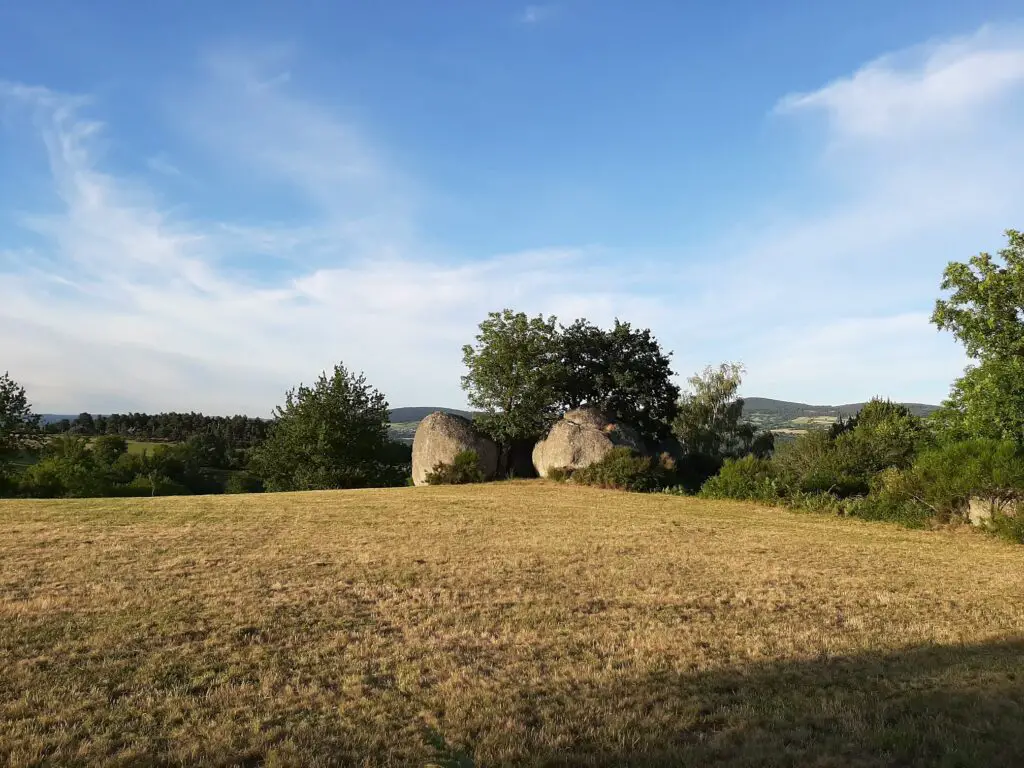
146, 154, 181, 177
2, 27, 1023, 413
776, 25, 1024, 142
519, 5, 557, 25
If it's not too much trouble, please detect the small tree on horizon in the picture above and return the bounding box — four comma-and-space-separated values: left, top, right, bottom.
0, 371, 41, 477
673, 363, 773, 458
249, 363, 405, 491
557, 318, 680, 443
461, 310, 563, 448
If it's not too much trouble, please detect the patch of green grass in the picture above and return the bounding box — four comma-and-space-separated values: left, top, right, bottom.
2, 483, 1024, 765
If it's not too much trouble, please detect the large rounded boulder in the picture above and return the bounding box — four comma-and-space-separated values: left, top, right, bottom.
412, 411, 499, 486
532, 407, 646, 478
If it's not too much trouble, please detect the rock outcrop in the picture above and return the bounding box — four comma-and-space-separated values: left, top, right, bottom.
411, 411, 498, 486
532, 407, 646, 478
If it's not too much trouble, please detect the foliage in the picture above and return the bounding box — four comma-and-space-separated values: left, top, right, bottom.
700, 456, 780, 503
930, 357, 1024, 445
558, 318, 679, 443
570, 447, 670, 492
0, 371, 40, 472
911, 440, 1024, 519
424, 450, 486, 485
47, 411, 271, 454
932, 229, 1024, 361
91, 435, 128, 466
673, 363, 773, 459
20, 437, 109, 498
249, 364, 406, 492
461, 310, 562, 447
931, 230, 1024, 447
772, 399, 927, 498
224, 471, 265, 494
546, 466, 572, 482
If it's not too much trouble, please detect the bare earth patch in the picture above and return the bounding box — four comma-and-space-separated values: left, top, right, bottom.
2, 482, 1023, 766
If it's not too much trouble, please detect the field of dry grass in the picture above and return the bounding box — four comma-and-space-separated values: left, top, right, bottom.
3, 482, 1024, 766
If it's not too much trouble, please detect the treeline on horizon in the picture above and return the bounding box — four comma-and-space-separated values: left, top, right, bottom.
43, 412, 271, 446
1, 229, 1022, 546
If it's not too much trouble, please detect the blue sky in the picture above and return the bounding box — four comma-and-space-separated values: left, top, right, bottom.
2, 1, 1023, 415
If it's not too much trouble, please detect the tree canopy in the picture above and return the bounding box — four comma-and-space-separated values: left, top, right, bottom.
673, 363, 772, 458
461, 310, 562, 446
558, 319, 679, 442
932, 229, 1024, 361
0, 372, 40, 471
932, 230, 1024, 444
249, 364, 407, 491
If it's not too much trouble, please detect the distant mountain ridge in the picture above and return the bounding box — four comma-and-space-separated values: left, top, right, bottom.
388, 406, 475, 423
741, 398, 939, 419
43, 400, 940, 428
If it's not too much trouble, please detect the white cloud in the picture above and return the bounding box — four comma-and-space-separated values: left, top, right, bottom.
520, 5, 556, 25
146, 154, 181, 177
1, 27, 1023, 414
776, 25, 1024, 142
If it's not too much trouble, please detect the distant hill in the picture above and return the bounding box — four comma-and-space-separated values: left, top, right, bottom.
742, 398, 939, 419
388, 406, 475, 423
39, 414, 78, 425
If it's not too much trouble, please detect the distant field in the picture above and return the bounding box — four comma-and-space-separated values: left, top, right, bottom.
120, 439, 168, 455
2, 484, 1023, 766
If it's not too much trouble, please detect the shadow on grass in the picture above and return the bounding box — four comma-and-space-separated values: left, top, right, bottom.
457, 639, 1024, 767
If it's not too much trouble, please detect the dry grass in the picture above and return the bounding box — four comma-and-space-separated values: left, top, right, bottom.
2, 482, 1024, 767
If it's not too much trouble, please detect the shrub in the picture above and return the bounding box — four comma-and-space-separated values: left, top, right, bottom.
546, 466, 573, 482
225, 471, 265, 494
19, 455, 110, 498
425, 450, 486, 485
911, 439, 1024, 521
115, 474, 190, 497
674, 452, 724, 494
571, 447, 669, 492
699, 456, 779, 503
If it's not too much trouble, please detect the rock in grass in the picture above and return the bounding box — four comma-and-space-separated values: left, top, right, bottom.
532, 407, 646, 479
412, 411, 499, 486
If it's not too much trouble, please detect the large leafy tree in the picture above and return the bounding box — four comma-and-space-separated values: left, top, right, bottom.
672, 363, 772, 458
931, 357, 1024, 444
931, 229, 1024, 443
932, 229, 1024, 360
461, 310, 562, 446
0, 372, 41, 474
250, 364, 405, 491
558, 318, 679, 443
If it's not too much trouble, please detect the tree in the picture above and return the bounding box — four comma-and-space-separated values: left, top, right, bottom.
558, 318, 679, 443
249, 363, 405, 491
932, 229, 1024, 361
931, 357, 1024, 444
672, 363, 773, 458
461, 310, 562, 446
91, 435, 129, 466
73, 412, 96, 435
0, 372, 40, 475
932, 230, 1024, 444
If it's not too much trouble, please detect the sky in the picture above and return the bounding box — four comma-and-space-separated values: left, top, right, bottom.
1, 1, 1023, 416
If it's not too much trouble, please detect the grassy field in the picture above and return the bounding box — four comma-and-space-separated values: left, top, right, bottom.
2, 483, 1024, 766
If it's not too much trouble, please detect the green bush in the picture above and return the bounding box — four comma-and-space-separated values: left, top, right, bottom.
224, 471, 265, 494
19, 455, 111, 498
699, 456, 779, 503
571, 447, 669, 492
114, 474, 190, 497
546, 466, 573, 482
425, 450, 486, 485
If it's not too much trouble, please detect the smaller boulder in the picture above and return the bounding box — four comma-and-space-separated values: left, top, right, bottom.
532, 407, 646, 478
412, 411, 498, 486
